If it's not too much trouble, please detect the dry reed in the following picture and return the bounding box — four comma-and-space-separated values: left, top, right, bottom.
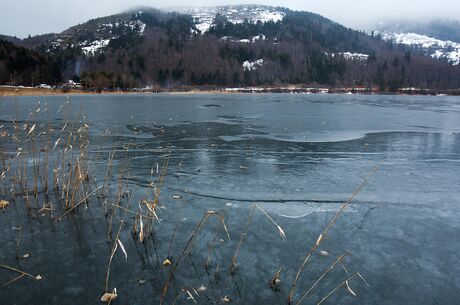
286, 164, 380, 304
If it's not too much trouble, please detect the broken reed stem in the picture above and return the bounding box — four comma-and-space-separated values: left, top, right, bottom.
0, 264, 37, 280
104, 191, 132, 292
188, 212, 230, 252
56, 186, 103, 222
287, 163, 380, 304
28, 123, 39, 204
171, 287, 196, 305
15, 226, 22, 260
101, 145, 116, 205
1, 273, 25, 288
296, 254, 348, 305
167, 222, 179, 258
145, 150, 171, 239
316, 273, 358, 305
255, 204, 286, 241
0, 152, 6, 196
160, 211, 227, 305
230, 204, 256, 274
116, 147, 130, 205
111, 203, 155, 220
34, 201, 54, 219
206, 222, 223, 269
44, 129, 50, 194
108, 146, 130, 241
208, 203, 282, 274
171, 289, 184, 305
153, 152, 169, 206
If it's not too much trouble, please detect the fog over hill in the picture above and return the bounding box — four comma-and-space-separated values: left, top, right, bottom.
374, 19, 460, 43
2, 0, 460, 38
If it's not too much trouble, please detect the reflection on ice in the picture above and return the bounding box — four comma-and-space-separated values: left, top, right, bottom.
227, 201, 358, 219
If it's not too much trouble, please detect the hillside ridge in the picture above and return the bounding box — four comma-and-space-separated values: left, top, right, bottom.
1, 5, 459, 91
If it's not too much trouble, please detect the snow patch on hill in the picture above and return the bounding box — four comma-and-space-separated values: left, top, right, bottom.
221, 34, 267, 44
325, 52, 369, 61
97, 19, 146, 35
381, 32, 460, 65
179, 5, 285, 34
243, 59, 264, 71
47, 17, 147, 56
81, 39, 111, 55
127, 20, 146, 33
340, 52, 369, 61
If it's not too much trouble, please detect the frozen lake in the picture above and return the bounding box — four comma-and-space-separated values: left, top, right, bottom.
0, 93, 459, 305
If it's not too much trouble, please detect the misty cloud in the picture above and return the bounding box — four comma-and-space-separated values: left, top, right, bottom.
1, 0, 459, 38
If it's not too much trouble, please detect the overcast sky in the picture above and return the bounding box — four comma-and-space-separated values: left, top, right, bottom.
2, 0, 459, 38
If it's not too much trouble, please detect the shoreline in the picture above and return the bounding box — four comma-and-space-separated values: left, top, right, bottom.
1, 86, 459, 97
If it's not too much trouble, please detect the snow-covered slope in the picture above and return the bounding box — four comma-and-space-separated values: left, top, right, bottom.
374, 19, 460, 45
381, 32, 460, 65
46, 11, 148, 55
176, 5, 286, 34
45, 6, 285, 55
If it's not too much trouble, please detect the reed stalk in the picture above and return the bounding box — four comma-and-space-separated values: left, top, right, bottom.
159, 211, 228, 305
286, 164, 380, 304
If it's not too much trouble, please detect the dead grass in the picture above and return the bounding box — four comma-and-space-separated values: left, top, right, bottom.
0, 99, 379, 305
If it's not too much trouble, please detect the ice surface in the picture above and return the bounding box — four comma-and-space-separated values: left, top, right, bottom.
1, 94, 460, 305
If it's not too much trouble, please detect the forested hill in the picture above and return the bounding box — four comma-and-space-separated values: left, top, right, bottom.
1, 5, 460, 91
0, 39, 62, 86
